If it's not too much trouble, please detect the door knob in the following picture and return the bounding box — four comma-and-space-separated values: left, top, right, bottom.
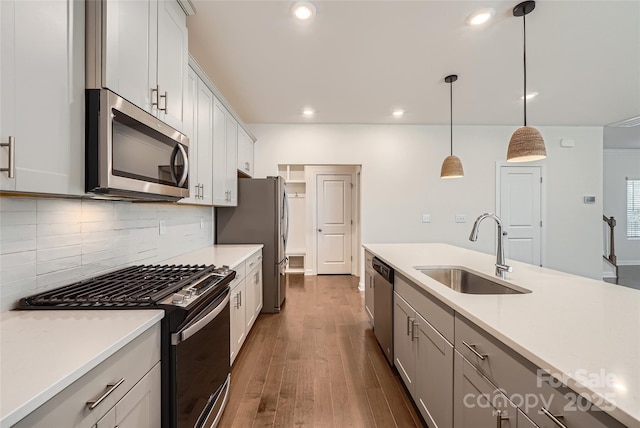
318, 229, 323, 232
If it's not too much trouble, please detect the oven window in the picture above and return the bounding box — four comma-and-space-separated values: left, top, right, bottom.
175, 295, 230, 428
111, 109, 187, 188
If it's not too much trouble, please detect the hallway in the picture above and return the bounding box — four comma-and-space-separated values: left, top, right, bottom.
218, 274, 423, 427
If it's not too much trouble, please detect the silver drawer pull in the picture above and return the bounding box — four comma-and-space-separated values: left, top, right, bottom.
495, 409, 509, 427
540, 407, 567, 428
86, 378, 125, 410
462, 340, 487, 360
406, 316, 411, 336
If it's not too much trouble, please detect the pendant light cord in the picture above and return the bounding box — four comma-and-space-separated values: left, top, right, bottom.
450, 79, 453, 156
523, 14, 527, 126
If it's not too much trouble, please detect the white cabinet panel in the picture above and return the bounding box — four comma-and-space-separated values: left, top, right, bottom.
237, 127, 254, 177
1, 0, 84, 195
104, 0, 156, 112
156, 0, 187, 130
225, 115, 238, 205
212, 98, 238, 206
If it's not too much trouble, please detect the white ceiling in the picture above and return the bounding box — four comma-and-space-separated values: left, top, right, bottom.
186, 1, 640, 127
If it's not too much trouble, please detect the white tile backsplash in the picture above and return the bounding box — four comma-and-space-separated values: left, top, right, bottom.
0, 196, 214, 311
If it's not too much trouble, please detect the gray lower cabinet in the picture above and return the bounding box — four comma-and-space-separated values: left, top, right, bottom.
364, 251, 375, 323
454, 350, 517, 428
394, 291, 453, 428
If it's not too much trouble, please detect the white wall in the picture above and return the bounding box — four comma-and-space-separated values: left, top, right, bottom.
0, 197, 214, 311
603, 149, 640, 264
250, 124, 604, 279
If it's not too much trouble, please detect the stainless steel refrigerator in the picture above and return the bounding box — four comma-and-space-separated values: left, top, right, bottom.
216, 177, 288, 313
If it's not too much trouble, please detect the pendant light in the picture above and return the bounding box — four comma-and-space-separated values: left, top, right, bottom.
507, 0, 547, 162
441, 74, 464, 178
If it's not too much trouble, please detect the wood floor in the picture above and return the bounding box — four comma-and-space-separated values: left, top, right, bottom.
218, 274, 424, 428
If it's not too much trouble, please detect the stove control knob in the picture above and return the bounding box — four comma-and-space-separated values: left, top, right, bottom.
182, 289, 194, 299
172, 292, 186, 304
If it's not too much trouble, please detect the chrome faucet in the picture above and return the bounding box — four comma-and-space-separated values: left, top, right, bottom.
469, 213, 513, 279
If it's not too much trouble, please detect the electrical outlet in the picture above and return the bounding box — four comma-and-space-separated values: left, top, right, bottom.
422, 214, 431, 223
159, 220, 166, 235
455, 214, 466, 223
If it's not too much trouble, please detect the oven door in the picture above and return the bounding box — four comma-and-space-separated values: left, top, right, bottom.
171, 287, 230, 428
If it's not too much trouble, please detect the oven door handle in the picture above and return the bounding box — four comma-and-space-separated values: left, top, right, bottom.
172, 291, 229, 345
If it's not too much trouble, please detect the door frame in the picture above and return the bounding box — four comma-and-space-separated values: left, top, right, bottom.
305, 165, 361, 276
495, 162, 547, 267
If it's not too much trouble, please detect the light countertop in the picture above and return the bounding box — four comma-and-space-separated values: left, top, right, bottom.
0, 244, 262, 427
364, 243, 640, 428
160, 244, 263, 268
0, 310, 164, 428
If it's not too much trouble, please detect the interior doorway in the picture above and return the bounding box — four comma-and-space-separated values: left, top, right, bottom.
278, 164, 361, 276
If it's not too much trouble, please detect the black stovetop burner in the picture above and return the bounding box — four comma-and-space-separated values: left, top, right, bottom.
18, 264, 231, 309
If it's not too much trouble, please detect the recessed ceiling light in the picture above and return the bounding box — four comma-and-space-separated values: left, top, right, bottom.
521, 92, 539, 100
302, 108, 315, 117
292, 1, 316, 20
466, 8, 495, 26
392, 110, 404, 118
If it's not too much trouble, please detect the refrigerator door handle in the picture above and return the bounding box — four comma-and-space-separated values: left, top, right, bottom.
283, 189, 290, 253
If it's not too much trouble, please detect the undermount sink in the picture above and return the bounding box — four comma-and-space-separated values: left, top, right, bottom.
415, 266, 531, 295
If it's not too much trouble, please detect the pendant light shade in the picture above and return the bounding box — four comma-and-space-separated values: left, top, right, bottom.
441, 74, 464, 179
507, 1, 547, 163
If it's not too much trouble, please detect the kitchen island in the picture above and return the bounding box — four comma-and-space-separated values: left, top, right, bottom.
364, 243, 640, 428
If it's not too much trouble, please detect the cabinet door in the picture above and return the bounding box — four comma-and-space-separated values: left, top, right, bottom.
454, 351, 517, 428
237, 127, 254, 177
212, 98, 228, 206
225, 115, 238, 206
114, 363, 161, 428
245, 267, 258, 330
364, 268, 375, 323
393, 292, 416, 395
104, 0, 157, 114
230, 278, 246, 365
195, 79, 214, 205
254, 261, 263, 317
414, 313, 454, 428
156, 0, 187, 131
1, 0, 84, 195
179, 67, 198, 204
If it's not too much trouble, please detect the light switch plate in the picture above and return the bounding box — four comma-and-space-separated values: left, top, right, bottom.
455, 214, 466, 223
422, 214, 431, 223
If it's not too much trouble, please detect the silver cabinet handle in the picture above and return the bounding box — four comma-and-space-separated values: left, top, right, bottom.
151, 85, 159, 110
160, 91, 168, 113
495, 410, 509, 428
239, 290, 242, 307
245, 161, 250, 171
199, 184, 204, 199
412, 321, 419, 340
0, 136, 15, 178
406, 316, 411, 336
462, 340, 487, 360
86, 378, 125, 410
540, 407, 567, 428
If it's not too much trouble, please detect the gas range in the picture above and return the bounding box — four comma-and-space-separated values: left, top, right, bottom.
18, 264, 235, 311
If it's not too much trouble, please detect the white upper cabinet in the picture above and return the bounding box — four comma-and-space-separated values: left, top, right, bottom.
225, 115, 238, 205
180, 67, 213, 205
156, 0, 188, 130
237, 127, 254, 177
0, 0, 85, 195
99, 0, 187, 132
212, 98, 238, 207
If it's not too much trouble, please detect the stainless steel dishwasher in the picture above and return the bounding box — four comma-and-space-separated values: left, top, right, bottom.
372, 257, 394, 366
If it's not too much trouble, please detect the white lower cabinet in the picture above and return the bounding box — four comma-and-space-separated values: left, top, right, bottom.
229, 249, 263, 365
14, 324, 161, 428
95, 363, 161, 428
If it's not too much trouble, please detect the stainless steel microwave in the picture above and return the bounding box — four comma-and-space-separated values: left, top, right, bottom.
85, 89, 189, 201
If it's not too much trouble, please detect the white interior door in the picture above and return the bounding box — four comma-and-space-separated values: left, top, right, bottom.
317, 174, 352, 274
499, 166, 542, 266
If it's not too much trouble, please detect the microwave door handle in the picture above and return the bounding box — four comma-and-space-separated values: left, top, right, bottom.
170, 144, 189, 187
